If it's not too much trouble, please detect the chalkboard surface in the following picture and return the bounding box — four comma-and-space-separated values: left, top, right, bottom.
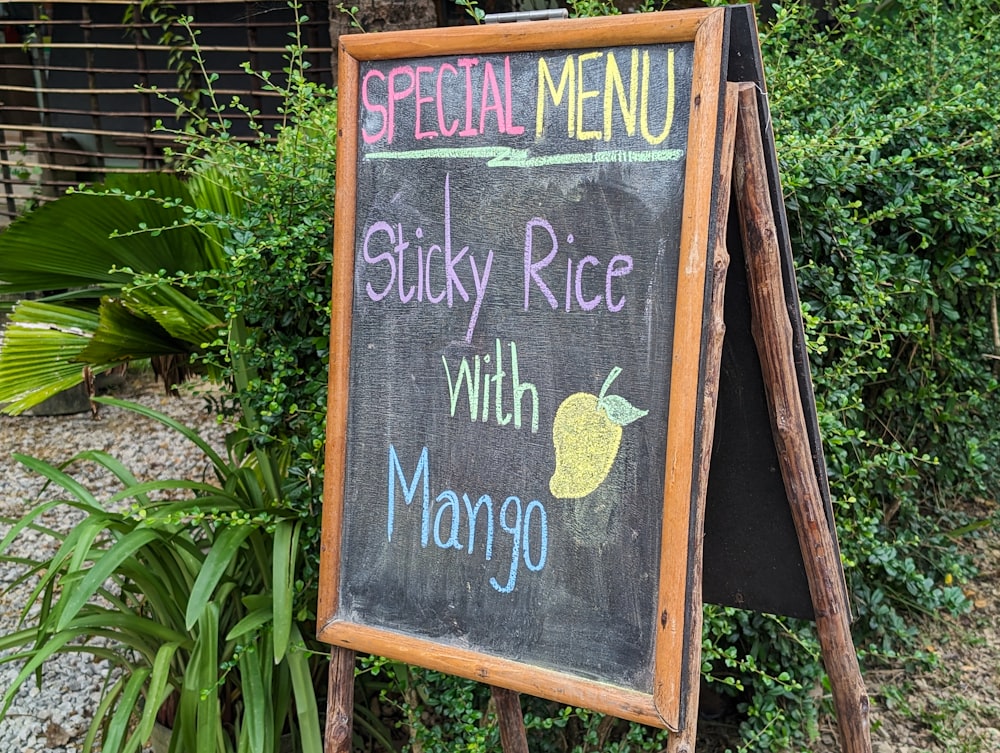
320, 10, 729, 730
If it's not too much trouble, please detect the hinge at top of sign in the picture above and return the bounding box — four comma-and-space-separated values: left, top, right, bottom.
484, 9, 569, 23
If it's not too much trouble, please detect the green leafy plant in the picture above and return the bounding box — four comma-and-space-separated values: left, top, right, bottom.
0, 397, 322, 753
690, 0, 998, 748
336, 3, 366, 31
0, 3, 341, 751
0, 170, 238, 411
452, 0, 487, 23
566, 0, 621, 17
122, 0, 206, 121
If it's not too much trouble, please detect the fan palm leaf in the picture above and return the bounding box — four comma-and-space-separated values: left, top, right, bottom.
0, 302, 100, 412
0, 171, 238, 413
0, 173, 217, 297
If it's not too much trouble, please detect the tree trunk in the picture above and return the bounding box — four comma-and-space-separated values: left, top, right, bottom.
329, 0, 438, 77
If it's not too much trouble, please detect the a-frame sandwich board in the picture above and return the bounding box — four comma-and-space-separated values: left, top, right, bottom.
319, 6, 870, 752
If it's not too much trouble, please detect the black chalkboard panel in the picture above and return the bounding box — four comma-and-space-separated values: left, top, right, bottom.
320, 9, 730, 731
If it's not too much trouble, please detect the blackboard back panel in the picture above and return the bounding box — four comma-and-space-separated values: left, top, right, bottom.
320, 9, 729, 731
700, 5, 847, 620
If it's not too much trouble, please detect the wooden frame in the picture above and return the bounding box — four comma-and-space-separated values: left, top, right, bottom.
319, 9, 728, 732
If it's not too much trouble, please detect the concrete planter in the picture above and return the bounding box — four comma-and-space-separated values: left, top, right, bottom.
27, 383, 92, 416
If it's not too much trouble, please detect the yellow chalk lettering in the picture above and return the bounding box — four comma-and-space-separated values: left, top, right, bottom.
575, 51, 603, 141
603, 48, 639, 141
536, 56, 575, 138
640, 49, 675, 146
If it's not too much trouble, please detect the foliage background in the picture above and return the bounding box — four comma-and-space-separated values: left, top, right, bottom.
163, 0, 1000, 750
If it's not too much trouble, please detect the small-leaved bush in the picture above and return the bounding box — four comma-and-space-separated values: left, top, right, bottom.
689, 0, 998, 749
133, 11, 338, 604
767, 0, 997, 643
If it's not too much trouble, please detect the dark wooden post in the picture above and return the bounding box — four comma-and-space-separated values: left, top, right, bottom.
491, 686, 530, 753
733, 84, 872, 753
324, 646, 356, 753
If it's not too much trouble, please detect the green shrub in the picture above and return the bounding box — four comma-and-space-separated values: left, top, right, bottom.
126, 14, 340, 597
691, 1, 998, 748
766, 0, 997, 633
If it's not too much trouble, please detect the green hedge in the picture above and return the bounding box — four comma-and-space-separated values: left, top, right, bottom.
689, 1, 999, 748
769, 0, 997, 630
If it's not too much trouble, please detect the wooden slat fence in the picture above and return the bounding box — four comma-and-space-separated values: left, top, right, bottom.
0, 0, 335, 224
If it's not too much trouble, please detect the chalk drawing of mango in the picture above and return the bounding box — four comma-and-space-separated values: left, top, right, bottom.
549, 367, 648, 499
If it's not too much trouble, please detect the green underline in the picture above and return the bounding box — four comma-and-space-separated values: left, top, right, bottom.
365, 145, 684, 167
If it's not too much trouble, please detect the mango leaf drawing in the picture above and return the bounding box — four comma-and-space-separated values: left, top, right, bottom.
549, 366, 648, 499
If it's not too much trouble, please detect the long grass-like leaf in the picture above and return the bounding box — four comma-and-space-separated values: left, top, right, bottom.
0, 626, 40, 654
270, 633, 290, 753
105, 479, 237, 507
54, 528, 160, 632
185, 524, 254, 630
195, 603, 221, 753
16, 517, 108, 629
176, 661, 199, 753
102, 667, 151, 753
66, 449, 148, 503
0, 498, 66, 552
81, 671, 127, 753
225, 606, 273, 641
287, 626, 323, 753
239, 639, 269, 753
271, 519, 297, 663
67, 613, 190, 651
91, 396, 229, 475
132, 642, 182, 748
11, 453, 104, 510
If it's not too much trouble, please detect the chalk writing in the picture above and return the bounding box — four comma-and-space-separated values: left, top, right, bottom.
535, 48, 676, 144
361, 56, 525, 145
361, 173, 493, 342
523, 218, 633, 313
366, 145, 684, 167
359, 46, 681, 151
441, 339, 540, 433
386, 444, 548, 594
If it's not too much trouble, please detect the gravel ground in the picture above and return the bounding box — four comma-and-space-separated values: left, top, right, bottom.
1, 375, 227, 753
2, 375, 998, 752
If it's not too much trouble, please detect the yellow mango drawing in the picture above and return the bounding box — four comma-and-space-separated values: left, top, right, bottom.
550, 367, 648, 499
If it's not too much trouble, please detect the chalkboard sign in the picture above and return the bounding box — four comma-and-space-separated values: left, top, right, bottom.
319, 9, 729, 730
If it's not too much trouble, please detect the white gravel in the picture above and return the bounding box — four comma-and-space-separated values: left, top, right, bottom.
0, 375, 229, 753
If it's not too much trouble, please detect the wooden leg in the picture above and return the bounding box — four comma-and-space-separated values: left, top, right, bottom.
491, 686, 529, 753
734, 84, 872, 753
324, 647, 356, 753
